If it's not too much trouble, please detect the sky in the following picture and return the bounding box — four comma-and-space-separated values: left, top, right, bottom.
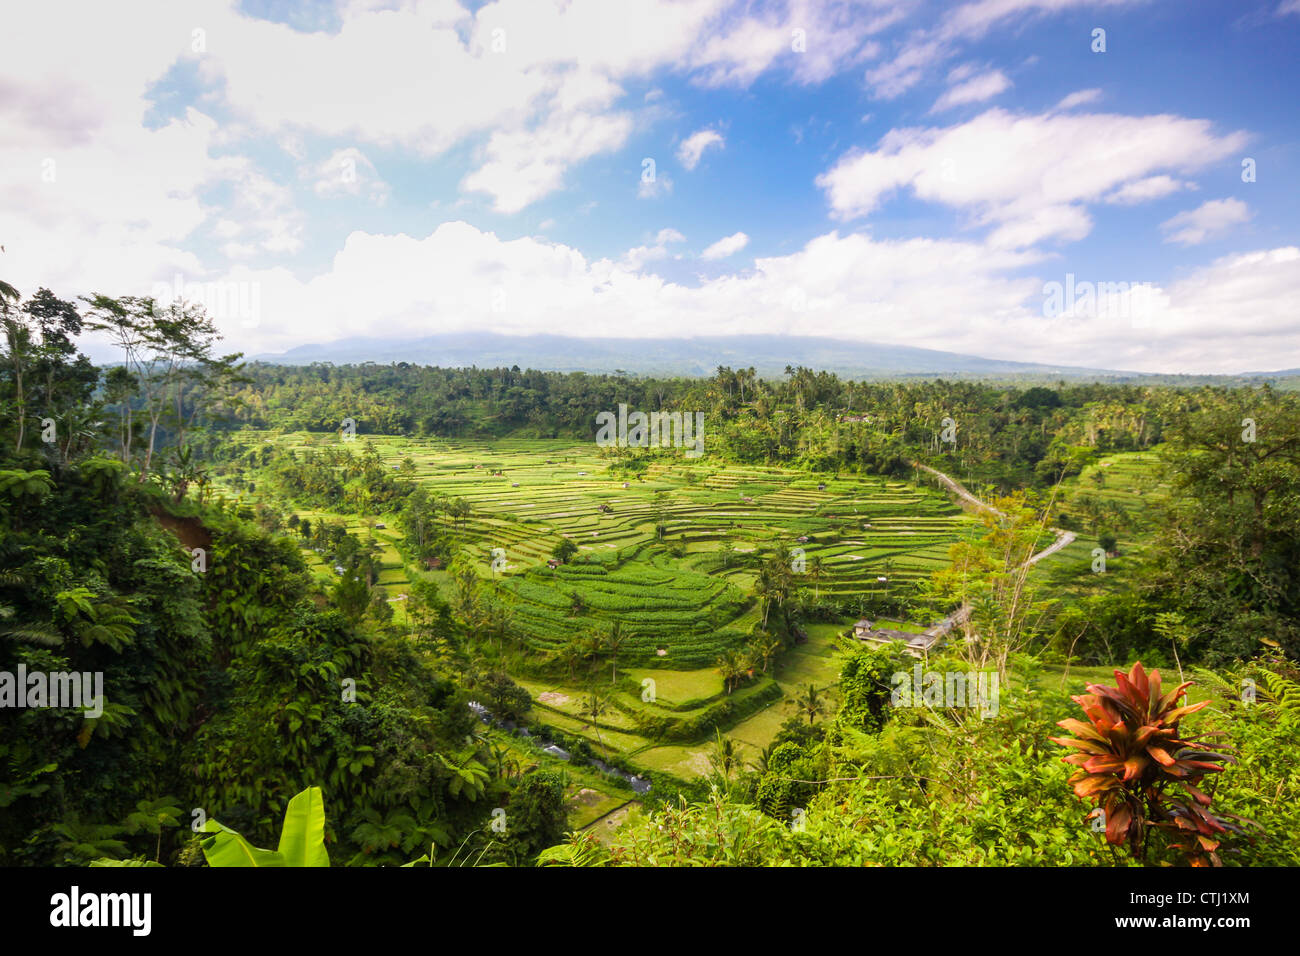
2, 0, 1299, 374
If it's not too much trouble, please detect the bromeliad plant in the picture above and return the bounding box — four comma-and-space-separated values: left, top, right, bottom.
1050, 662, 1243, 866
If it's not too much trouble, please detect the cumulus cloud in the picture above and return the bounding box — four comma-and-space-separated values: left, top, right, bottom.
0, 1, 259, 295
700, 232, 750, 259
623, 227, 686, 269
677, 129, 725, 170
1161, 198, 1252, 245
5, 0, 1290, 381
179, 0, 900, 213
816, 107, 1247, 247
184, 222, 1300, 375
463, 111, 634, 214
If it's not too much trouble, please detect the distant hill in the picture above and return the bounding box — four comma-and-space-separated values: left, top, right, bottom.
253, 333, 1132, 379
251, 332, 1300, 384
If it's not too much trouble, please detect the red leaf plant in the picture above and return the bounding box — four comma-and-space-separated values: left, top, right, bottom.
1050, 661, 1244, 866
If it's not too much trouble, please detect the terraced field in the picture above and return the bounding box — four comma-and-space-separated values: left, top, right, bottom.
1031, 449, 1168, 600
337, 436, 970, 663
231, 433, 977, 776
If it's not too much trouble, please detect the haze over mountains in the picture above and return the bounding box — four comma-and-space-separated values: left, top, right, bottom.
252, 333, 1297, 383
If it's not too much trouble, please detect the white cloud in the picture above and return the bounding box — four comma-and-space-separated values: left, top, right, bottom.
5, 0, 1291, 380
817, 107, 1247, 247
1278, 0, 1300, 15
677, 129, 725, 170
1054, 88, 1102, 111
0, 1, 252, 296
623, 227, 686, 268
194, 221, 1300, 375
1105, 174, 1190, 205
637, 170, 674, 199
463, 111, 633, 214
701, 232, 750, 259
866, 0, 1144, 99
175, 0, 901, 213
930, 68, 1010, 111
306, 147, 390, 203
1160, 198, 1251, 246
689, 0, 905, 88
865, 38, 946, 99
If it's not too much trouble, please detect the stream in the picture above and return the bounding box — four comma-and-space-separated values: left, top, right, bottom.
468, 701, 652, 794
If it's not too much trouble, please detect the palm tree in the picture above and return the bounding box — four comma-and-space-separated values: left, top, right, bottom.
749, 632, 780, 674
749, 741, 779, 774
559, 638, 584, 682
716, 649, 745, 694
582, 690, 608, 749
808, 554, 825, 600
755, 550, 795, 631
605, 621, 626, 684
791, 682, 827, 726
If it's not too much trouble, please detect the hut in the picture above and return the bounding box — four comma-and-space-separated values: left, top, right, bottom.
852, 618, 943, 658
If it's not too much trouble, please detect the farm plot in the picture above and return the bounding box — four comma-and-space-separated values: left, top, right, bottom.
235, 433, 973, 667
231, 433, 974, 774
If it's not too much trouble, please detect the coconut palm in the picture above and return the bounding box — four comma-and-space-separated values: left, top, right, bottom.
582, 689, 608, 748
605, 621, 627, 684
716, 649, 746, 694
559, 638, 584, 682
749, 632, 781, 674
808, 554, 825, 600
791, 682, 827, 726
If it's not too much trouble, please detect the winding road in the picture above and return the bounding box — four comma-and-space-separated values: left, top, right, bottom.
912, 462, 1077, 640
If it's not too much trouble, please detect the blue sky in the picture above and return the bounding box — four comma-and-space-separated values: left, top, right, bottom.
4, 0, 1299, 372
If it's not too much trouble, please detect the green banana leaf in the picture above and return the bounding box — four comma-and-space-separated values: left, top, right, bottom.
200, 820, 286, 867
89, 859, 164, 867
197, 787, 332, 867
276, 786, 330, 867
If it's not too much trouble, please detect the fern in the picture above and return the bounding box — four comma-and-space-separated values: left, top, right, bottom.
0, 602, 63, 646
1191, 666, 1241, 703
1256, 669, 1300, 714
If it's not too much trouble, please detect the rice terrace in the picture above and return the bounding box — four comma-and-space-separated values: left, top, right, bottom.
223, 432, 976, 782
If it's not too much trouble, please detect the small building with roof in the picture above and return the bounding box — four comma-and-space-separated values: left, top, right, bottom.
853, 618, 944, 658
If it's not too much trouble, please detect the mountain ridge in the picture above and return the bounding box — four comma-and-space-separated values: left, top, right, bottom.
251, 332, 1133, 378
249, 332, 1300, 383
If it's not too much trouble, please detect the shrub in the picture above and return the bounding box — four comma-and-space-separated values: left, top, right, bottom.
1050, 661, 1244, 866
